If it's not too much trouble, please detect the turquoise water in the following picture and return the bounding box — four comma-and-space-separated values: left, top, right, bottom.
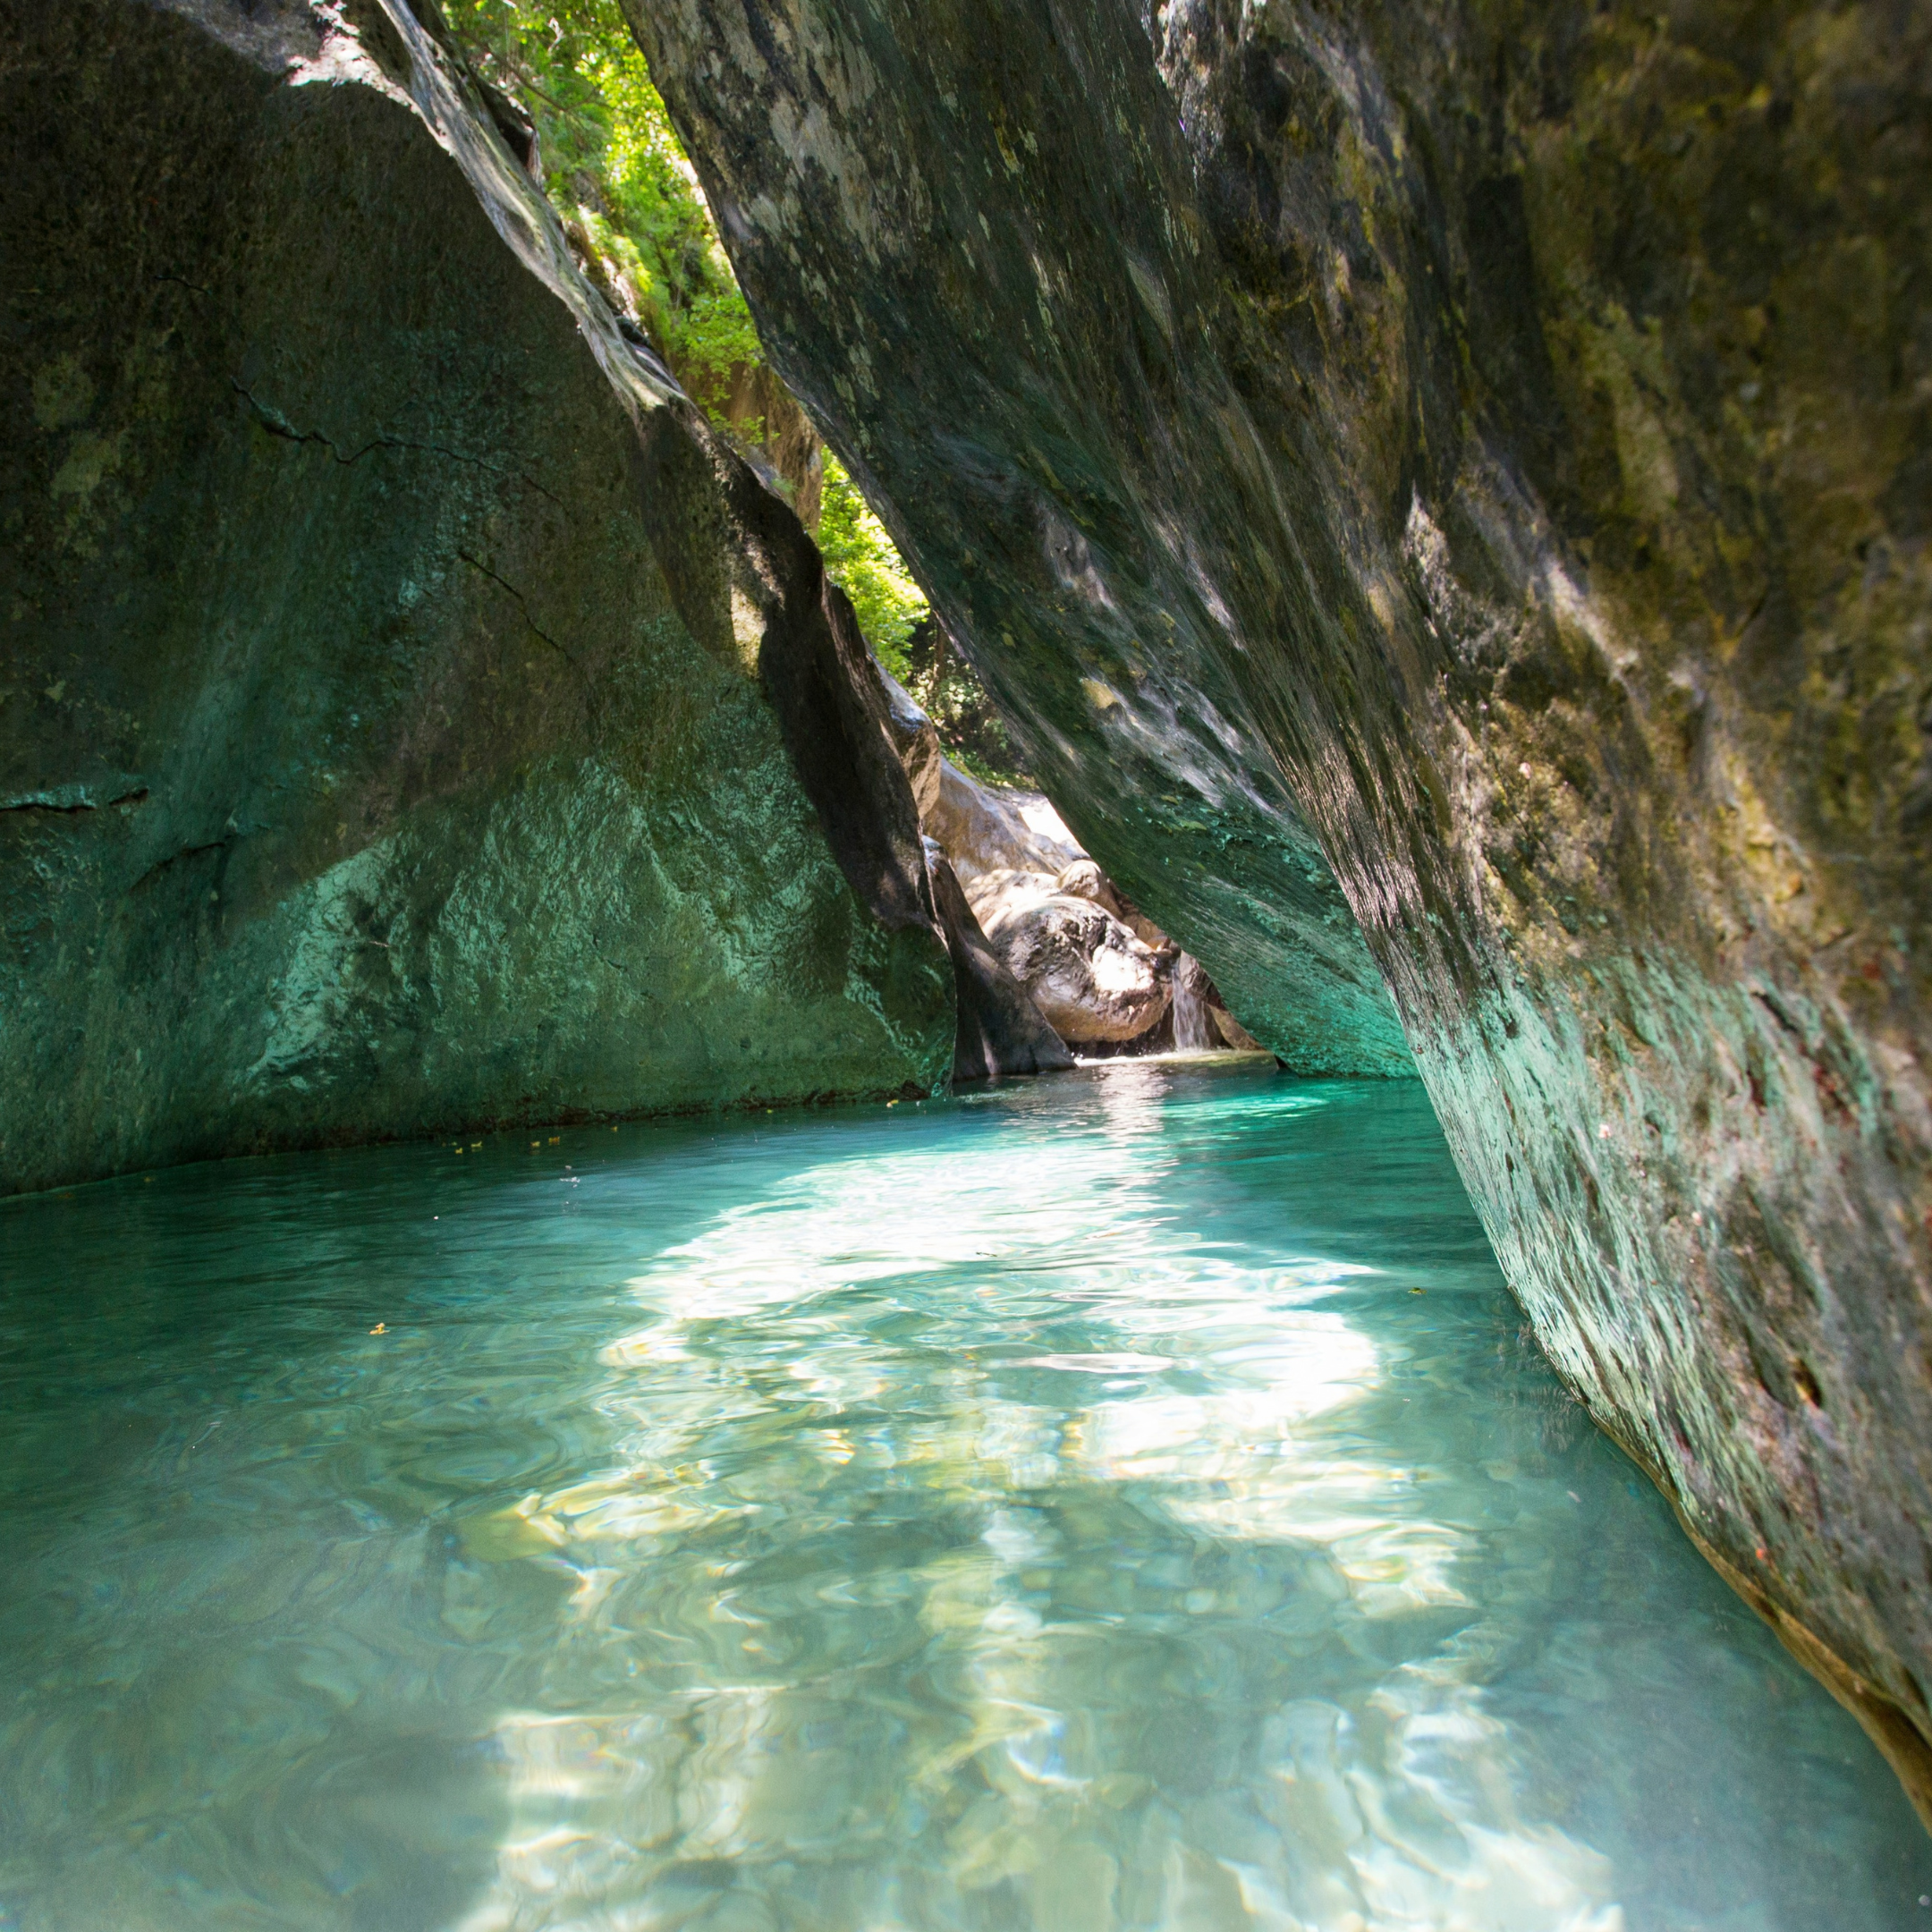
1, 1063, 1927, 1931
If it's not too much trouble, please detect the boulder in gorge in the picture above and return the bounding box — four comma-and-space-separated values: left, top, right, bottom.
983, 890, 1171, 1046
0, 0, 955, 1194
875, 662, 1232, 1052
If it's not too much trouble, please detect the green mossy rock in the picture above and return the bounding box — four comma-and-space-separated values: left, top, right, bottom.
0, 0, 953, 1196
636, 0, 1932, 1810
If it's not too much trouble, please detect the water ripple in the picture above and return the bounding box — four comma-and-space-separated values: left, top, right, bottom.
0, 1069, 1924, 1929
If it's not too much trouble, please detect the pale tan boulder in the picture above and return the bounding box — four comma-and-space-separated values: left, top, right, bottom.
979, 894, 1171, 1045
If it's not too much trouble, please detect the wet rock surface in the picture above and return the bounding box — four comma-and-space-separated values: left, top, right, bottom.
0, 0, 954, 1194
982, 890, 1170, 1046
924, 849, 1075, 1080
634, 0, 1932, 1805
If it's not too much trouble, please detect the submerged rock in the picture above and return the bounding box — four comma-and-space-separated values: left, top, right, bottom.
636, 0, 1932, 1808
0, 0, 954, 1193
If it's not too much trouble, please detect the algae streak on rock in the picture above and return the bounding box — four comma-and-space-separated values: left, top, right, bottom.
0, 0, 955, 1195
631, 0, 1932, 1811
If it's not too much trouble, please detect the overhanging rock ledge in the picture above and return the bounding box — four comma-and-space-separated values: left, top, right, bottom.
631, 0, 1932, 1812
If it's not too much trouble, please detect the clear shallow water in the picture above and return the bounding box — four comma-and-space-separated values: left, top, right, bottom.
1, 1065, 1927, 1932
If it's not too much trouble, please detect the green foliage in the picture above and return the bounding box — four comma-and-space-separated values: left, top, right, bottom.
436, 3, 1024, 780
896, 615, 1036, 790
816, 451, 929, 679
437, 0, 758, 410
816, 454, 1029, 784
792, 448, 1031, 783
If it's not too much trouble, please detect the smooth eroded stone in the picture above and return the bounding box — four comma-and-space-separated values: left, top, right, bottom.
0, 0, 953, 1194
980, 891, 1171, 1046
888, 684, 1177, 1048
634, 0, 1932, 1810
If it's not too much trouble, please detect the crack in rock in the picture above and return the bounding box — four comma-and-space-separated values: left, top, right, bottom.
457, 550, 581, 670
1, 786, 150, 816
232, 379, 564, 507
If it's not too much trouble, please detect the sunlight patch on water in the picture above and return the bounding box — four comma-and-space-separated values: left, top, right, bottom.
448, 1095, 1646, 1928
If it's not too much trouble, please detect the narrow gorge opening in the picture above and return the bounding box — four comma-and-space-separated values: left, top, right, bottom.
433, 0, 1271, 1076
4, 0, 1932, 1926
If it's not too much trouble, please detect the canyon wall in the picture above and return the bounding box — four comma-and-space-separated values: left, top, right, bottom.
0, 0, 954, 1195
631, 0, 1932, 1806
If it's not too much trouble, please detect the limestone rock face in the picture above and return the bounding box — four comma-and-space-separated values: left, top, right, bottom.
924, 761, 1086, 904
634, 0, 1932, 1801
0, 0, 953, 1194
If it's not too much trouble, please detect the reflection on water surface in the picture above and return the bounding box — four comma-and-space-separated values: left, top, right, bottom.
1, 1065, 1926, 1930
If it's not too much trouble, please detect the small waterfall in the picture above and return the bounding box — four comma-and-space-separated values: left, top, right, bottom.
1170, 951, 1221, 1053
